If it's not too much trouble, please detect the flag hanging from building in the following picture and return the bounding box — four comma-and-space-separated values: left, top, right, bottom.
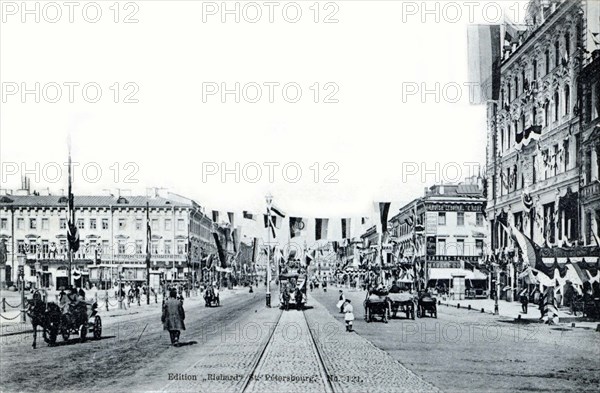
243, 211, 256, 220
289, 216, 306, 238
315, 218, 329, 241
212, 210, 219, 223
212, 232, 227, 268
252, 237, 259, 263
467, 24, 501, 105
305, 249, 315, 267
341, 218, 351, 239
379, 202, 391, 233
66, 144, 80, 253
228, 212, 235, 228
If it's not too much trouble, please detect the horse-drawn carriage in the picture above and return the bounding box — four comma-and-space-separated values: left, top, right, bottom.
279, 272, 307, 310
416, 292, 437, 318
388, 292, 416, 320
27, 292, 102, 348
58, 300, 103, 342
204, 286, 220, 307
363, 292, 391, 323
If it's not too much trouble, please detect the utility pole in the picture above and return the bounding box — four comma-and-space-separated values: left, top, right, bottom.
146, 201, 150, 305
265, 193, 273, 308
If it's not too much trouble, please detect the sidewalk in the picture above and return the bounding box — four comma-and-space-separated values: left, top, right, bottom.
438, 297, 588, 324
0, 286, 248, 336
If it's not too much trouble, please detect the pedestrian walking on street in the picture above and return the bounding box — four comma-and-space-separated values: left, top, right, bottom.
519, 288, 528, 314
162, 288, 186, 346
343, 299, 354, 332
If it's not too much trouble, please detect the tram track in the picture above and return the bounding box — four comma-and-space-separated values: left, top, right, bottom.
241, 307, 335, 393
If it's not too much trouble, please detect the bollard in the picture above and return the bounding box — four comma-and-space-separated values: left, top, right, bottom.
2, 298, 5, 313
517, 314, 521, 320
571, 322, 575, 328
457, 303, 460, 309
596, 324, 600, 332
468, 305, 471, 310
481, 308, 485, 313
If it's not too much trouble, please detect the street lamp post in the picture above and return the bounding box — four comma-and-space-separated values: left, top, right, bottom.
17, 254, 26, 322
265, 193, 273, 308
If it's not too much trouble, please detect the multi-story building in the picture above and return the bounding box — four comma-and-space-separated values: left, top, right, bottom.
485, 0, 600, 298
0, 188, 215, 290
389, 178, 488, 296
580, 50, 600, 246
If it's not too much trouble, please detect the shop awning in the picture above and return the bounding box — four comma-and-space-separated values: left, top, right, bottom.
428, 268, 487, 280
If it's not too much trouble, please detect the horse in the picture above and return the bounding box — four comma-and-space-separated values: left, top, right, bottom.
26, 292, 61, 349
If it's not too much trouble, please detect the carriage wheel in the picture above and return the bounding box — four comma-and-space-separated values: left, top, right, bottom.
93, 316, 102, 339
79, 324, 87, 343
61, 327, 70, 341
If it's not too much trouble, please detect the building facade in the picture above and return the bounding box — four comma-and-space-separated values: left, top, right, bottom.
485, 0, 600, 299
0, 190, 215, 290
389, 179, 488, 295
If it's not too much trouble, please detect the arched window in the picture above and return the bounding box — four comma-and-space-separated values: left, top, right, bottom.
555, 41, 560, 68
545, 50, 550, 74
515, 76, 519, 97
508, 82, 512, 102
544, 99, 550, 127
533, 59, 538, 80
565, 31, 570, 57
554, 91, 560, 121
564, 84, 570, 115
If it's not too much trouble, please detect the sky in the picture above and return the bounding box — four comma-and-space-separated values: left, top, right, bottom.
0, 0, 529, 223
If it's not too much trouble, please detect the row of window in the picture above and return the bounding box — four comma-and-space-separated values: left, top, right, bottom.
0, 216, 188, 231
15, 238, 190, 256
502, 30, 573, 105
437, 212, 485, 227
436, 238, 485, 256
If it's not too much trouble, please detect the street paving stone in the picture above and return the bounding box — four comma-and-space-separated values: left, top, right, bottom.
244, 309, 331, 393
304, 298, 441, 393
155, 304, 282, 393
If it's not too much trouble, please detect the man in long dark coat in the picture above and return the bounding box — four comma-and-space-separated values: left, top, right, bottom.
162, 288, 185, 346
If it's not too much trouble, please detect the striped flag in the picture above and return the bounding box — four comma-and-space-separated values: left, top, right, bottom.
467, 24, 501, 104
263, 214, 277, 238
315, 218, 329, 241
341, 218, 351, 239
379, 202, 391, 234
212, 232, 227, 268
212, 210, 219, 223
270, 205, 286, 218
243, 211, 256, 220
